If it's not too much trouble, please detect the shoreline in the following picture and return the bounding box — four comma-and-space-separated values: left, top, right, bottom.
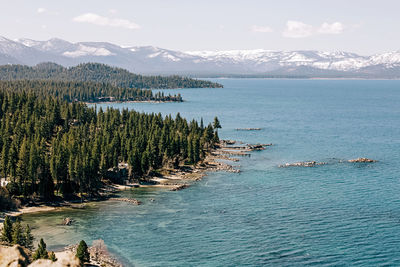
0, 140, 270, 266
1, 140, 269, 220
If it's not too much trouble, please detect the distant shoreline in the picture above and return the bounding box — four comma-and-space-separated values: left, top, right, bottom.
84, 99, 183, 105
198, 77, 400, 80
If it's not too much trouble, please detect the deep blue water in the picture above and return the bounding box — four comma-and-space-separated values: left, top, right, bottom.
22, 79, 400, 266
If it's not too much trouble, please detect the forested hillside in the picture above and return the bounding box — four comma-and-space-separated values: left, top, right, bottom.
0, 80, 183, 102
0, 91, 219, 201
0, 62, 223, 89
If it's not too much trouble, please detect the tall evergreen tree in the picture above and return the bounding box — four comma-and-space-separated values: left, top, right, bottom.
24, 224, 34, 249
11, 219, 24, 245
1, 215, 13, 243
213, 116, 221, 130
76, 240, 90, 265
33, 238, 49, 260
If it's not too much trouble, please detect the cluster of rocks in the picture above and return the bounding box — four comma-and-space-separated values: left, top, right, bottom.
279, 158, 377, 168
235, 128, 262, 131
246, 144, 272, 151
219, 150, 251, 157
65, 239, 122, 267
279, 161, 327, 168
109, 197, 142, 205
220, 140, 236, 145
348, 158, 377, 163
210, 161, 240, 173
89, 239, 123, 267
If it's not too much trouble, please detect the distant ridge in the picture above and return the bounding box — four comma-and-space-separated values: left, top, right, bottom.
0, 62, 223, 89
0, 36, 400, 78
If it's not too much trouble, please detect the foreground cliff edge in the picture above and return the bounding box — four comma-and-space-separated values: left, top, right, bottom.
0, 240, 122, 267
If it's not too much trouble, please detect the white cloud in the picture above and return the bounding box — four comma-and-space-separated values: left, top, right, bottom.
251, 25, 273, 33
283, 20, 346, 38
73, 13, 140, 30
283, 20, 313, 38
37, 8, 46, 14
109, 9, 118, 14
318, 22, 344, 34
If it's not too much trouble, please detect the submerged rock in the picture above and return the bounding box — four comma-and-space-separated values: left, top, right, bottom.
171, 184, 190, 191
348, 158, 377, 163
109, 197, 142, 205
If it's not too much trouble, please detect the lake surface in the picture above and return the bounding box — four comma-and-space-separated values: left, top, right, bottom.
22, 79, 400, 266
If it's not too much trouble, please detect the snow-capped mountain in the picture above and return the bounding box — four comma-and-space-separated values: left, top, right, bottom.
1, 36, 400, 77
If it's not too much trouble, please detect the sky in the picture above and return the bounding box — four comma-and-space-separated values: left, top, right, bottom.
0, 0, 399, 55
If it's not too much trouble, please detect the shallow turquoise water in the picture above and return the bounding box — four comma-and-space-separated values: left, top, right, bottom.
22, 79, 400, 266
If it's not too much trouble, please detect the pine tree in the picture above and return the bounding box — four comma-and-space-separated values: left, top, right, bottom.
24, 224, 34, 249
1, 215, 13, 243
213, 116, 221, 130
12, 219, 24, 245
33, 238, 49, 260
76, 240, 90, 265
16, 138, 29, 194
49, 251, 57, 262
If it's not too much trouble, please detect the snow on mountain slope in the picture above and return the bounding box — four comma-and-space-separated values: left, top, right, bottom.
0, 36, 398, 76
14, 38, 42, 47
63, 44, 115, 57
186, 49, 373, 71
369, 51, 400, 66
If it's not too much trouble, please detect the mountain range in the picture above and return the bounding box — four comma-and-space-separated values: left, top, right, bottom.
1, 36, 400, 78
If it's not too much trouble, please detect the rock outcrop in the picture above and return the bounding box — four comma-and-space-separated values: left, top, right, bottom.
29, 251, 80, 267
0, 245, 81, 267
0, 245, 30, 267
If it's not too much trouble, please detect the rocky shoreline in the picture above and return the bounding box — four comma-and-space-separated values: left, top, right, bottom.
63, 239, 123, 267
0, 140, 273, 217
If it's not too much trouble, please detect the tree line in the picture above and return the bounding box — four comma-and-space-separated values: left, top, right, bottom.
0, 62, 223, 89
0, 90, 220, 201
0, 80, 183, 103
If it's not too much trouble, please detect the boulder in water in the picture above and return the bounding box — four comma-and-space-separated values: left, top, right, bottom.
348, 158, 377, 163
62, 217, 73, 225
